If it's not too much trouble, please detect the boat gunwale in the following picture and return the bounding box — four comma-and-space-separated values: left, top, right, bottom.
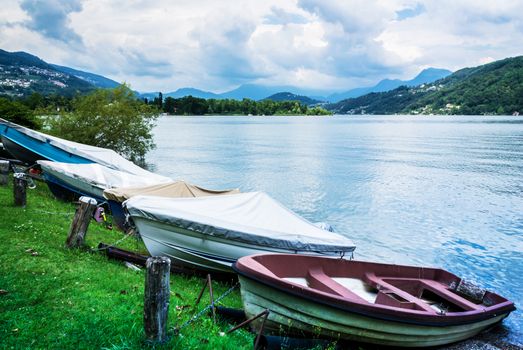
133, 215, 332, 258
42, 171, 105, 202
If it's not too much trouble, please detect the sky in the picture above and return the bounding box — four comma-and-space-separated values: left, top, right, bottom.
1, 0, 523, 93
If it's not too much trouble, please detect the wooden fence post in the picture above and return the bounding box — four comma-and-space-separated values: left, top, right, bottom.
65, 196, 97, 248
13, 173, 27, 207
144, 256, 171, 343
0, 160, 9, 186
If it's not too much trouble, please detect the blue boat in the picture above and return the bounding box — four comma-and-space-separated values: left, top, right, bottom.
0, 118, 158, 177
0, 118, 92, 164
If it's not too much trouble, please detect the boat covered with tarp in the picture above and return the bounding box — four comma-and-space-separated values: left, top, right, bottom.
233, 253, 516, 347
124, 192, 356, 272
37, 160, 171, 202
0, 118, 151, 176
103, 181, 240, 229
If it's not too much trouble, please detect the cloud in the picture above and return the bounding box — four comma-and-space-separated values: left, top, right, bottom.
190, 9, 270, 84
377, 0, 523, 75
1, 0, 523, 92
296, 1, 404, 80
20, 0, 84, 45
118, 49, 173, 78
396, 3, 425, 20
264, 7, 308, 25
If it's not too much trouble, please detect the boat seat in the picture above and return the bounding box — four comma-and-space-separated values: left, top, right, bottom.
306, 267, 369, 303
419, 279, 482, 311
375, 277, 482, 311
364, 273, 437, 314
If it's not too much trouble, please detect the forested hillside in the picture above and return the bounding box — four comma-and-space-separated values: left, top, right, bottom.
263, 92, 324, 105
329, 56, 523, 115
0, 49, 95, 97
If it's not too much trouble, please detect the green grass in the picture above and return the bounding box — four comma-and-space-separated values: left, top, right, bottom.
0, 178, 252, 349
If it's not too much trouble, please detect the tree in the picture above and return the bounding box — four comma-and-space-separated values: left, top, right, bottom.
0, 97, 41, 128
50, 84, 159, 163
153, 92, 163, 110
163, 97, 176, 114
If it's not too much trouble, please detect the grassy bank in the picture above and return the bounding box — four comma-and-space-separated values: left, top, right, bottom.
0, 177, 251, 349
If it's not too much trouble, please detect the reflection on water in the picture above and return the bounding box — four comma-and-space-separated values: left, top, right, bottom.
148, 115, 523, 344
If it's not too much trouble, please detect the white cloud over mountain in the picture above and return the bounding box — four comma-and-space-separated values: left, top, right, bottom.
1, 0, 522, 92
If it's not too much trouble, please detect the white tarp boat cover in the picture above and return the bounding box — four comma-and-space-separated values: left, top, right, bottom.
38, 160, 171, 190
124, 192, 356, 253
103, 181, 240, 202
0, 118, 153, 176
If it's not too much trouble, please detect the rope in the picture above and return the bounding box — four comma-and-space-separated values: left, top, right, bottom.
172, 282, 239, 334
90, 231, 133, 251
32, 209, 73, 216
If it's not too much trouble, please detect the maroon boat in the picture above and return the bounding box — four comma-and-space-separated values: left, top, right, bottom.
233, 254, 515, 347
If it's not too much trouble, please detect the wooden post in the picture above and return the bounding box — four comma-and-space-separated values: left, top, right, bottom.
65, 196, 97, 248
13, 173, 27, 207
144, 256, 171, 343
0, 160, 9, 186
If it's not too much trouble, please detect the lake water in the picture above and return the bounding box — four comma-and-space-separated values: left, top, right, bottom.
148, 115, 523, 344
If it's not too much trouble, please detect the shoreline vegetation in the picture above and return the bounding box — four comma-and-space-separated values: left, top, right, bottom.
0, 90, 331, 127
0, 176, 253, 349
151, 95, 332, 116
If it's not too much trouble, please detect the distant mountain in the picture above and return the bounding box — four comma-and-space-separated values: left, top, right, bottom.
148, 69, 451, 103
0, 49, 98, 97
220, 84, 333, 101
146, 84, 330, 101
165, 88, 219, 99
327, 56, 523, 115
218, 84, 280, 100
138, 91, 161, 100
409, 68, 454, 86
51, 64, 120, 89
264, 92, 324, 106
327, 68, 452, 102
0, 49, 49, 69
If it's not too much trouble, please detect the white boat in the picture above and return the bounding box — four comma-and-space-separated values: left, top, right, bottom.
37, 160, 171, 202
124, 192, 356, 273
103, 181, 240, 229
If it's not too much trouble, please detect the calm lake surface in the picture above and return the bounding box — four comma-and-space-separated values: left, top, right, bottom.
148, 115, 523, 344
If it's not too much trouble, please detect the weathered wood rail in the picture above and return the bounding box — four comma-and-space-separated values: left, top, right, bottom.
0, 160, 8, 186
13, 172, 27, 207
144, 256, 171, 343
